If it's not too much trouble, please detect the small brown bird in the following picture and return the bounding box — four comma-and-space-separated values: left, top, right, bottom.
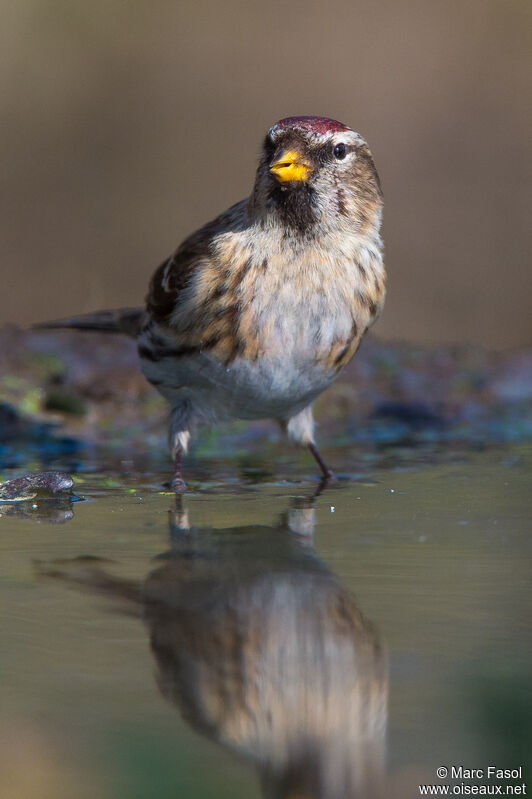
40, 116, 385, 490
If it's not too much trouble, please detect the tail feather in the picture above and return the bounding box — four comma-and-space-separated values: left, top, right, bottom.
33, 307, 145, 339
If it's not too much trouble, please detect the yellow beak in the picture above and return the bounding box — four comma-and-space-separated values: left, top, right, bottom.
269, 149, 311, 183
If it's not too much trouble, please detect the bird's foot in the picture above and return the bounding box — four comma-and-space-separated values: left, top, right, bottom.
171, 476, 187, 494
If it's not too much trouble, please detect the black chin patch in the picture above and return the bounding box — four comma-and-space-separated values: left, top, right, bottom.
268, 181, 319, 234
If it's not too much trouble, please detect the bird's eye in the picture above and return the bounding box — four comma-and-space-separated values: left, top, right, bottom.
333, 143, 347, 160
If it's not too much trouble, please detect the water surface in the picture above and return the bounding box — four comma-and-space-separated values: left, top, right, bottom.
1, 447, 531, 798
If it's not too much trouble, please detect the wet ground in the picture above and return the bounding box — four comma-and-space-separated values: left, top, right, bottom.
1, 330, 532, 797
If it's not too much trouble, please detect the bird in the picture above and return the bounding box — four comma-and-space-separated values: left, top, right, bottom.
37, 115, 385, 491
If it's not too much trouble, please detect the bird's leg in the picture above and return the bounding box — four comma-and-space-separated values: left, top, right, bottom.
168, 404, 192, 494
308, 441, 336, 483
282, 405, 336, 483
171, 445, 187, 494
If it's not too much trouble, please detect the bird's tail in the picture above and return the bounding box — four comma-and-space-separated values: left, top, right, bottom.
33, 307, 145, 339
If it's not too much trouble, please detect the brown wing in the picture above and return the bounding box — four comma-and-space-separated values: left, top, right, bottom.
145, 200, 247, 328
146, 236, 209, 327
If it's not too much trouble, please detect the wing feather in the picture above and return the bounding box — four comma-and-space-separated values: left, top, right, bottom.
145, 200, 247, 328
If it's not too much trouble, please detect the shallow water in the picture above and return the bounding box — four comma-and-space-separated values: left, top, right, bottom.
1, 446, 531, 798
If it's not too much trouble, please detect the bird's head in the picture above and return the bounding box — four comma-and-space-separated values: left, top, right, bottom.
250, 116, 383, 238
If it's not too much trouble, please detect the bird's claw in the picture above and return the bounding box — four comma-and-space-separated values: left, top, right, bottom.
171, 476, 187, 494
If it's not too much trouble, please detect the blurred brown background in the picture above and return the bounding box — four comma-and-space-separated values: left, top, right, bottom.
1, 0, 531, 348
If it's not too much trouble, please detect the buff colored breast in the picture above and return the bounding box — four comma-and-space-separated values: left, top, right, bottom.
140, 231, 384, 423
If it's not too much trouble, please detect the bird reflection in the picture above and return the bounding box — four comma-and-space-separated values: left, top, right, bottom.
38, 495, 388, 799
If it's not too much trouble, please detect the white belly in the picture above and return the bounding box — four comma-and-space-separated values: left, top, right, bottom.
140, 250, 373, 423
142, 348, 336, 422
